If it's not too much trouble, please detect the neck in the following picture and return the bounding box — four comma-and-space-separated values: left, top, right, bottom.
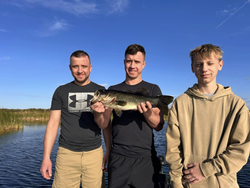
198, 82, 218, 94
74, 79, 90, 86
125, 77, 142, 85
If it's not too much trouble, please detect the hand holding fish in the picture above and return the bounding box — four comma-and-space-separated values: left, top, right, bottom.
90, 101, 106, 113
137, 101, 153, 115
90, 102, 111, 129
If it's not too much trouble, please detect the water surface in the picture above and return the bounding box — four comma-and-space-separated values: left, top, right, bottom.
0, 124, 249, 187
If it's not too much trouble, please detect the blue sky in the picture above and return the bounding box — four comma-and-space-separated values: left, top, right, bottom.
0, 0, 250, 109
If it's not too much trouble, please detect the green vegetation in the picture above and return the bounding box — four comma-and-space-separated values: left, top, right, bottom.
0, 108, 171, 133
0, 108, 50, 132
164, 115, 169, 122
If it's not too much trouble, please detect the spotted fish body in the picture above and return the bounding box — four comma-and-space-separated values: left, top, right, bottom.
91, 89, 174, 115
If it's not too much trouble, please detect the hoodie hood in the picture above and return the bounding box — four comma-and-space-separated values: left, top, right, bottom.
185, 84, 233, 101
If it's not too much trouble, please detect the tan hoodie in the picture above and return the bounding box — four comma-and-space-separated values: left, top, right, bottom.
166, 84, 250, 188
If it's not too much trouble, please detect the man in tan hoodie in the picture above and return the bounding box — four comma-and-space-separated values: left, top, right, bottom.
165, 44, 250, 188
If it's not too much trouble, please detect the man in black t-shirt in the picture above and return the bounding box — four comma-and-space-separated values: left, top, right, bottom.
103, 44, 164, 188
40, 50, 110, 188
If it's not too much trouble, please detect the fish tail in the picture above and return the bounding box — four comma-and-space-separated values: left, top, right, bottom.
157, 95, 174, 115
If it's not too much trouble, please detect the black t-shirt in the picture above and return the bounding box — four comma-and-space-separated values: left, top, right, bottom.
51, 81, 105, 152
108, 80, 162, 157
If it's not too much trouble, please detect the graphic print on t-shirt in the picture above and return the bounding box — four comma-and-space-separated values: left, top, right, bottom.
68, 92, 94, 112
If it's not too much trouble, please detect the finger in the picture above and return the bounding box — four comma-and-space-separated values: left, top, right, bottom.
140, 103, 147, 112
145, 101, 152, 109
187, 163, 194, 168
48, 171, 52, 178
183, 169, 190, 174
137, 104, 143, 113
189, 179, 199, 185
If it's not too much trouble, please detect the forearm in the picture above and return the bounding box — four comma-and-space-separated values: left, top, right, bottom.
165, 118, 184, 186
200, 110, 250, 177
43, 122, 59, 160
103, 122, 112, 154
42, 110, 61, 160
93, 112, 109, 129
91, 102, 112, 129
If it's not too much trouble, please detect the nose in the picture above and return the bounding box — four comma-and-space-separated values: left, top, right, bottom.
78, 66, 83, 73
129, 61, 136, 68
201, 64, 208, 72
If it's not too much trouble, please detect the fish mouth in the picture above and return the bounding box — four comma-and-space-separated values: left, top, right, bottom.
102, 94, 116, 105
91, 90, 101, 104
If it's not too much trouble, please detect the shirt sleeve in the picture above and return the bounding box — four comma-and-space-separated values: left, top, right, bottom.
165, 102, 184, 188
200, 106, 250, 178
50, 87, 62, 110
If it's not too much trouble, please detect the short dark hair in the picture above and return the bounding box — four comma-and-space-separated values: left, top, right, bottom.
125, 44, 146, 58
70, 50, 91, 63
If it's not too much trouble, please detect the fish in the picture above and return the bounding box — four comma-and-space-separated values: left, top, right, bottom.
91, 88, 174, 116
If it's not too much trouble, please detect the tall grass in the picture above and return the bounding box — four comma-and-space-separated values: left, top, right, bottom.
0, 108, 23, 132
0, 108, 50, 132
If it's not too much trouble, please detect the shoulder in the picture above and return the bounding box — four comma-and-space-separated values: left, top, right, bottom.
108, 82, 124, 90
54, 81, 73, 92
140, 80, 161, 95
89, 81, 105, 90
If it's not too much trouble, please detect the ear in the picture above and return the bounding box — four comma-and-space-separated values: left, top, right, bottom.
143, 61, 146, 69
69, 64, 72, 71
90, 64, 92, 72
218, 60, 223, 71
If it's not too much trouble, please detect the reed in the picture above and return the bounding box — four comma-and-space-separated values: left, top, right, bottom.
0, 108, 50, 132
0, 108, 23, 132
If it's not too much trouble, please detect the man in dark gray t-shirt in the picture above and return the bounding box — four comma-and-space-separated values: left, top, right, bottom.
40, 50, 110, 188
104, 44, 164, 188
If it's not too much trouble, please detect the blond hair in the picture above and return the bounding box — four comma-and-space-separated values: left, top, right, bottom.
190, 44, 223, 64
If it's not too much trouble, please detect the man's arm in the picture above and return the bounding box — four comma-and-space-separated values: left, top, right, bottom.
198, 108, 250, 179
102, 120, 112, 172
40, 110, 61, 180
137, 101, 164, 131
90, 102, 112, 129
165, 107, 184, 188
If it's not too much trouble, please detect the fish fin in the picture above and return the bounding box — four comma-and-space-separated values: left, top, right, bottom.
157, 95, 174, 115
123, 89, 133, 93
114, 109, 123, 117
114, 101, 127, 106
123, 88, 150, 96
135, 88, 150, 96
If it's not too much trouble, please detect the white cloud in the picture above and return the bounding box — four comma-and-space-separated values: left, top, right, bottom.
7, 0, 98, 15
49, 20, 69, 31
35, 19, 70, 37
0, 56, 10, 61
107, 0, 129, 14
100, 83, 108, 87
0, 29, 7, 32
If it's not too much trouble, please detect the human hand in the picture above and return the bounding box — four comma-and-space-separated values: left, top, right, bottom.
40, 158, 52, 180
137, 101, 153, 116
102, 153, 109, 172
90, 101, 106, 113
183, 163, 205, 185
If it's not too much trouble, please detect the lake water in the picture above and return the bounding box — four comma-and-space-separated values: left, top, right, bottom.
0, 123, 249, 188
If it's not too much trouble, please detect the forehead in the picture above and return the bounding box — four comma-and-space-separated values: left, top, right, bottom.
70, 56, 90, 65
125, 52, 145, 60
193, 52, 219, 63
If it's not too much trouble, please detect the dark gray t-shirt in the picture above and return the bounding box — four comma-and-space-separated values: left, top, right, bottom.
51, 81, 105, 152
108, 80, 162, 157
